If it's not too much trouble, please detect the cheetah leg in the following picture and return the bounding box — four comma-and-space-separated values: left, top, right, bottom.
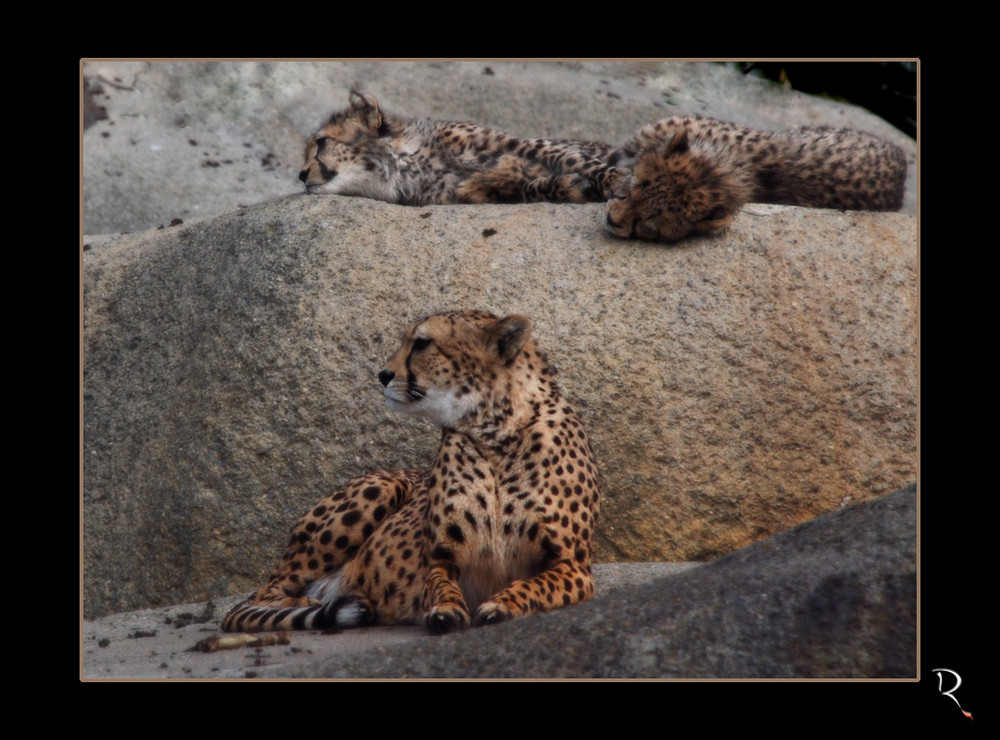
529, 145, 628, 200
473, 560, 596, 627
250, 470, 419, 604
522, 165, 628, 203
453, 156, 626, 204
592, 165, 630, 199
522, 174, 603, 203
421, 563, 472, 634
333, 493, 429, 626
453, 162, 541, 203
220, 470, 422, 632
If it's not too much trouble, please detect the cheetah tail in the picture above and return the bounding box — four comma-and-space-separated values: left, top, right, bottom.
220, 594, 373, 633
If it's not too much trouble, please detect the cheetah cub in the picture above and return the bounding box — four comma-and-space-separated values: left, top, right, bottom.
603, 116, 907, 242
222, 310, 601, 636
299, 91, 626, 205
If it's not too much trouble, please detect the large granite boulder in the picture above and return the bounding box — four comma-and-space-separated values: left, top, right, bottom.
82, 191, 915, 617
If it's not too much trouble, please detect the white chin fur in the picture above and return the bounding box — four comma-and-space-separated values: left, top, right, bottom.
385, 387, 479, 428
320, 166, 399, 202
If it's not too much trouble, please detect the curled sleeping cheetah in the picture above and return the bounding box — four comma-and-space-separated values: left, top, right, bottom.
222, 311, 601, 635
298, 91, 626, 205
603, 116, 907, 242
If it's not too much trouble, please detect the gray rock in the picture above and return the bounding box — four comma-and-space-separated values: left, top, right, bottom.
286, 484, 916, 679
81, 485, 913, 679
81, 561, 697, 679
82, 60, 915, 235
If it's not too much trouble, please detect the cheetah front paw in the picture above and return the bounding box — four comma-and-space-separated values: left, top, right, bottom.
568, 174, 604, 203
424, 604, 471, 635
524, 174, 600, 203
600, 167, 631, 199
472, 601, 515, 627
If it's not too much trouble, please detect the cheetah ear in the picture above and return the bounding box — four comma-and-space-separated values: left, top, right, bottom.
489, 315, 532, 363
664, 128, 690, 157
348, 91, 383, 134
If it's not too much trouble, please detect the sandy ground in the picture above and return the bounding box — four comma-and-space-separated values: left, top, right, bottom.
82, 562, 696, 680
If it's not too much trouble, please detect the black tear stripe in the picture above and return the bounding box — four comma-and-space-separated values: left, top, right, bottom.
404, 346, 419, 392
404, 339, 455, 393
317, 160, 335, 182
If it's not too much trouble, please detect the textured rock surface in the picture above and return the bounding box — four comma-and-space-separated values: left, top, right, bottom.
82, 485, 914, 679
82, 60, 915, 236
83, 193, 915, 617
295, 484, 916, 679
82, 60, 917, 619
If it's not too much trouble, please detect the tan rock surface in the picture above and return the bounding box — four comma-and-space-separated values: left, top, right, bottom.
83, 194, 915, 617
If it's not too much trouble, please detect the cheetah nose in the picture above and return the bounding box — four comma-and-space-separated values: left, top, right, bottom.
378, 370, 395, 387
298, 169, 309, 184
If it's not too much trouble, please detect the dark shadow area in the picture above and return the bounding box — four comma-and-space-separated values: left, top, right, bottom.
741, 62, 917, 138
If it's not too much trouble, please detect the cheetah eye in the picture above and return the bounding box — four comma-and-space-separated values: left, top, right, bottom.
315, 137, 330, 153
412, 337, 432, 352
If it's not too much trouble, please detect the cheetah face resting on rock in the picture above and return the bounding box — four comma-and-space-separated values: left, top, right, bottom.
298, 91, 626, 206
222, 311, 601, 636
603, 116, 907, 243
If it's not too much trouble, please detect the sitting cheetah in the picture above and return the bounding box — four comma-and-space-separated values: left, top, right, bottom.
298, 91, 626, 205
222, 310, 601, 635
602, 116, 907, 242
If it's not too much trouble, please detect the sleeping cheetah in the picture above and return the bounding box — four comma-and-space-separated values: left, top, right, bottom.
603, 116, 907, 242
298, 91, 626, 205
222, 310, 601, 635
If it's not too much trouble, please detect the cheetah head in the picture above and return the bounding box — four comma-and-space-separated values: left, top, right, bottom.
602, 129, 744, 243
378, 311, 533, 429
298, 92, 401, 200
